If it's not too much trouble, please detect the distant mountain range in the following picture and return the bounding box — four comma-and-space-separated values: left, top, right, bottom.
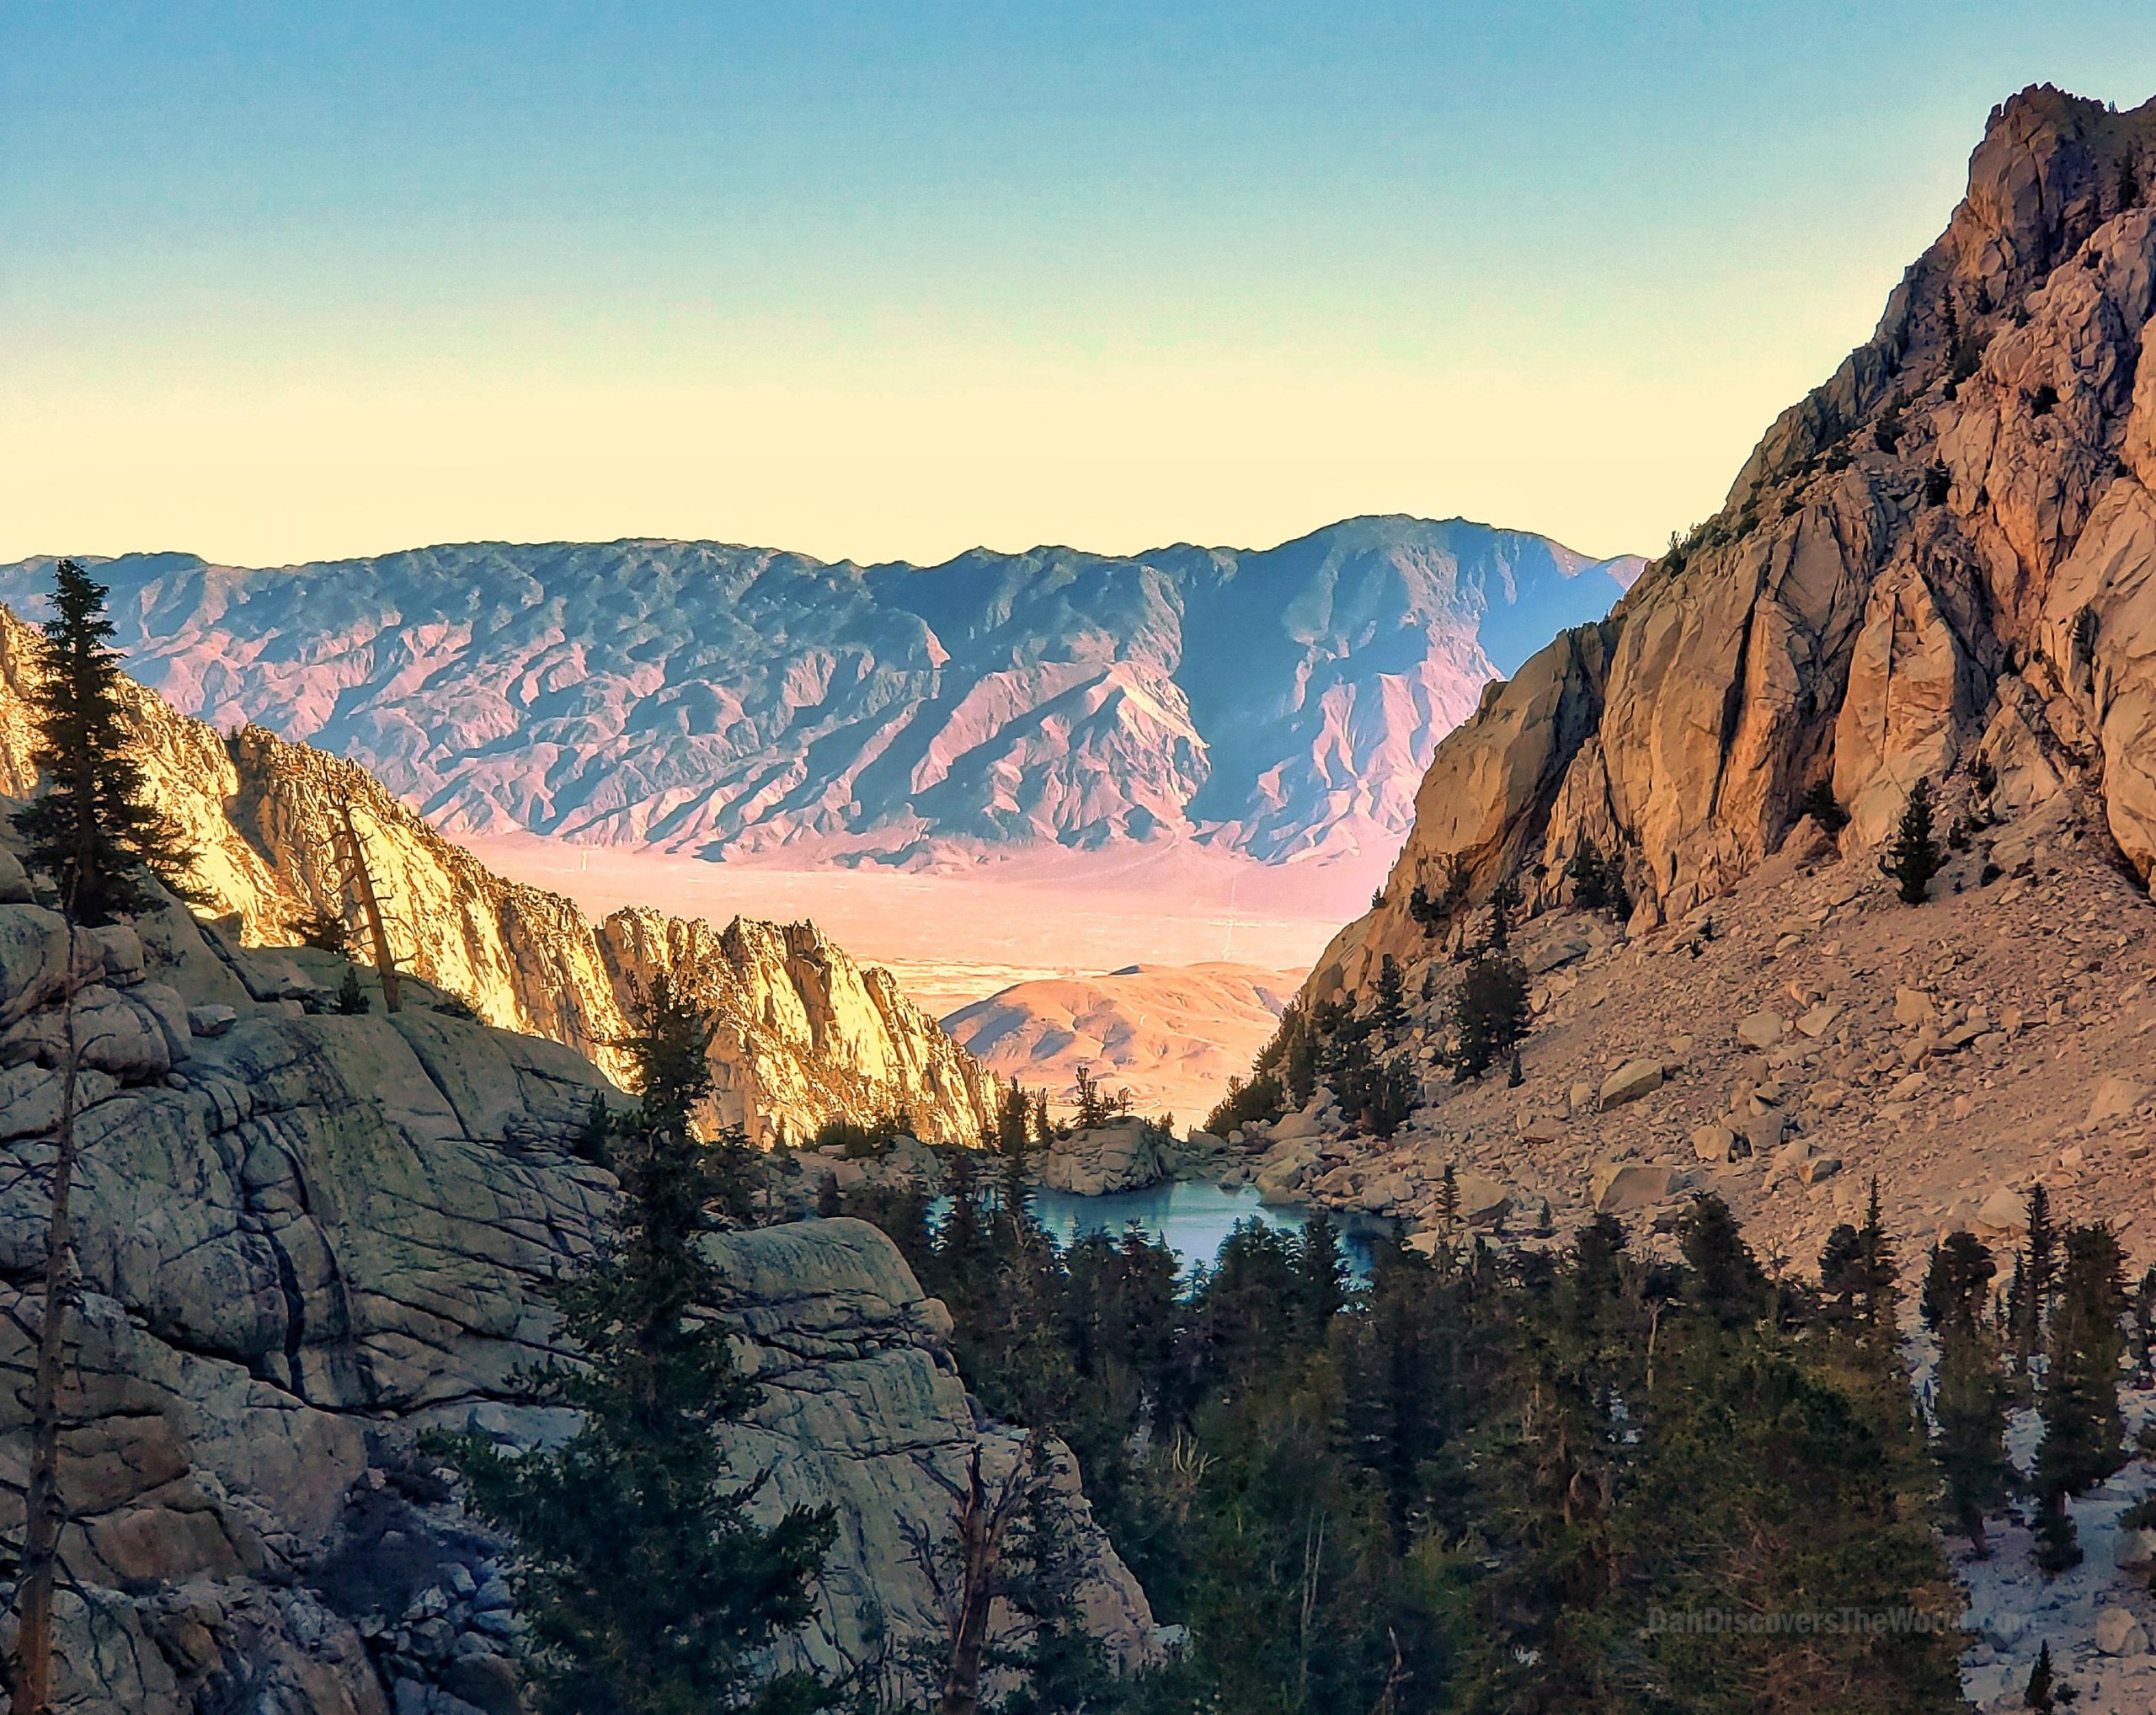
0, 517, 1640, 868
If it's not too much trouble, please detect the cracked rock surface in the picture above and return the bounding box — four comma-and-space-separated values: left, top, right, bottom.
0, 883, 1153, 1714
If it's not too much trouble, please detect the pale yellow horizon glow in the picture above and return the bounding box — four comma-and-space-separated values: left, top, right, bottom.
0, 326, 1832, 569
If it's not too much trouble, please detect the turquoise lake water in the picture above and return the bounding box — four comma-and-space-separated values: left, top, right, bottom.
1027, 1181, 1391, 1276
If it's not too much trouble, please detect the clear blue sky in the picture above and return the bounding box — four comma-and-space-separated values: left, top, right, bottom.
6, 3, 2154, 567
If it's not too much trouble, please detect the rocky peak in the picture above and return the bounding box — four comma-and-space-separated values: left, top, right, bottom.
1308, 87, 2156, 1007
0, 604, 995, 1145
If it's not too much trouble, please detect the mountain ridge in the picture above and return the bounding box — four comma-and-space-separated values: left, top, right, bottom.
0, 516, 1641, 872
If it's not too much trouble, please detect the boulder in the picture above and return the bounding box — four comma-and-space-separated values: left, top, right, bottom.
1359, 1172, 1413, 1213
75, 984, 173, 1081
1593, 1162, 1684, 1215
1455, 1172, 1513, 1228
1892, 986, 1935, 1028
2095, 1605, 2149, 1657
1735, 1109, 1790, 1157
1524, 932, 1590, 975
1269, 1104, 1330, 1145
0, 847, 29, 906
1038, 1118, 1165, 1196
1975, 1186, 2029, 1237
1795, 1002, 1843, 1039
1798, 1155, 1841, 1186
0, 905, 70, 1012
186, 1004, 238, 1039
1517, 1114, 1563, 1145
83, 924, 146, 983
0, 1063, 63, 1140
2089, 1076, 2148, 1126
1598, 1058, 1665, 1109
1690, 1123, 1737, 1164
1736, 1012, 1785, 1050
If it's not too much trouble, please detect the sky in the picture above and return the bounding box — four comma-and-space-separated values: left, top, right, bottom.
6, 3, 2156, 571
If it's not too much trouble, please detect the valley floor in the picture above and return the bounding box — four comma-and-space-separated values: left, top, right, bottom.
463, 832, 1364, 1015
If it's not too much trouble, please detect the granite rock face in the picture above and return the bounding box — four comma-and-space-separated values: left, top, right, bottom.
1309, 87, 2156, 1004
0, 607, 994, 1146
0, 892, 1152, 1713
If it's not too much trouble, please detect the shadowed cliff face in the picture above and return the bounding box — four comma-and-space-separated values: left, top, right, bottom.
0, 881, 1151, 1712
0, 606, 995, 1144
1309, 85, 2156, 1004
0, 518, 1639, 870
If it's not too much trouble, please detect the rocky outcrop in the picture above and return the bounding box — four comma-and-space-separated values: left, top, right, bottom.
0, 520, 1639, 870
0, 886, 1152, 1713
1309, 87, 2156, 1005
0, 606, 995, 1145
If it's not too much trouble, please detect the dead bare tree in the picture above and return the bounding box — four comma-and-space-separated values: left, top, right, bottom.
12, 917, 113, 1715
899, 1432, 1055, 1715
329, 798, 402, 1013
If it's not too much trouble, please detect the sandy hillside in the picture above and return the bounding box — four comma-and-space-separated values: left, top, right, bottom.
468, 831, 1361, 1015
942, 962, 1305, 1125
1269, 786, 2156, 1280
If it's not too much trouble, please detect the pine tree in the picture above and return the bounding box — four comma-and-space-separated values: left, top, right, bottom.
2034, 1501, 2082, 1575
2133, 1263, 2156, 1384
1294, 1214, 1348, 1342
2015, 1184, 2059, 1373
1436, 1163, 1462, 1233
11, 559, 197, 924
1678, 1194, 1769, 1326
1921, 1231, 1996, 1333
292, 900, 351, 954
1485, 877, 1520, 953
1372, 954, 1406, 1036
2036, 1222, 2127, 1505
1850, 1178, 1899, 1330
1935, 1324, 2009, 1545
432, 974, 835, 1715
574, 1090, 612, 1167
1935, 1317, 2011, 1552
2024, 1640, 2055, 1712
1818, 1222, 1864, 1322
1881, 777, 1942, 904
1406, 881, 1444, 937
993, 1079, 1032, 1156
334, 964, 371, 1015
993, 1093, 1038, 1242
7, 560, 211, 1714
1451, 952, 1529, 1079
1565, 838, 1609, 910
1072, 1063, 1110, 1130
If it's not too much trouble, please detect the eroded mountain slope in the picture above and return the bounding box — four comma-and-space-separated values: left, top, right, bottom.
0, 606, 994, 1144
0, 518, 1639, 868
